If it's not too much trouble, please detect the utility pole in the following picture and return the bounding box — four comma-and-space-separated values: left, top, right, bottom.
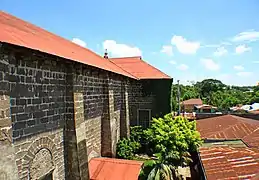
177, 80, 181, 115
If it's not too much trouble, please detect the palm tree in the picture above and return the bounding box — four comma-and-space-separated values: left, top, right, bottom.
147, 163, 182, 180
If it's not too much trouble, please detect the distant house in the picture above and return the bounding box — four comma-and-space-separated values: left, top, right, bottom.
194, 104, 218, 113
181, 98, 203, 113
195, 115, 259, 179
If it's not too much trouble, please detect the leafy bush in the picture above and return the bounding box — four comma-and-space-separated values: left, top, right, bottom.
116, 138, 141, 160
145, 114, 202, 166
130, 126, 146, 142
138, 160, 156, 180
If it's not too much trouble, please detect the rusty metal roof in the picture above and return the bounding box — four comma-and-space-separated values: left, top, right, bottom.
110, 56, 171, 79
89, 157, 143, 180
181, 98, 203, 105
0, 11, 137, 79
199, 147, 259, 180
197, 115, 259, 148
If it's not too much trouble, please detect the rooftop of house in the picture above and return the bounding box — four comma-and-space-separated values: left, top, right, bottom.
195, 104, 217, 109
199, 146, 259, 180
197, 114, 259, 148
0, 11, 171, 80
89, 157, 143, 180
197, 115, 259, 179
110, 56, 171, 79
181, 98, 203, 105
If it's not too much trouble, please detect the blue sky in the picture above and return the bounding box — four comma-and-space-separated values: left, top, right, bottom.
1, 0, 259, 85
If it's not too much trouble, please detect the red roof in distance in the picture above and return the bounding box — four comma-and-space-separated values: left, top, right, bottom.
110, 56, 172, 79
89, 157, 143, 180
181, 98, 203, 105
0, 11, 136, 79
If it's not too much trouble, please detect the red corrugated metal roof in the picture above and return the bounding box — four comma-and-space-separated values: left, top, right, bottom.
197, 115, 259, 147
200, 147, 259, 180
181, 98, 203, 105
0, 11, 136, 79
110, 56, 171, 79
89, 158, 143, 180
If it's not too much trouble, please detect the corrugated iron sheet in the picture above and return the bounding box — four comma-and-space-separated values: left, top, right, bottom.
200, 147, 259, 180
197, 115, 259, 147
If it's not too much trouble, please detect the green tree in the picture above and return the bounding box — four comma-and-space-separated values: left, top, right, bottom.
145, 114, 202, 166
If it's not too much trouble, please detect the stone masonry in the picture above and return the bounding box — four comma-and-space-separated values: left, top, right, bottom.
0, 42, 171, 180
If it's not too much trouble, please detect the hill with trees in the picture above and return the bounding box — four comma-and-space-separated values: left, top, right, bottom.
171, 79, 259, 112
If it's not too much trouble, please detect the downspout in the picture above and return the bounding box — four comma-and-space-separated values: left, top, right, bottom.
197, 152, 207, 180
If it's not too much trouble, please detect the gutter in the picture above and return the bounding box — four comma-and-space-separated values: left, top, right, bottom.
197, 152, 207, 180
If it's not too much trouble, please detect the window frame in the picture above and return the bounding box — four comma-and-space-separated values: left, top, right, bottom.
137, 109, 152, 128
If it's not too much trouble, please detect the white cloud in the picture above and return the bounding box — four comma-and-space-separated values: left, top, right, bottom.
200, 58, 220, 71
213, 47, 228, 56
252, 61, 259, 64
202, 42, 232, 48
72, 38, 87, 47
237, 71, 253, 77
177, 64, 189, 71
220, 42, 232, 46
232, 30, 259, 42
103, 40, 142, 57
171, 35, 200, 54
233, 65, 244, 71
235, 45, 251, 54
161, 45, 173, 56
169, 60, 177, 65
201, 44, 219, 48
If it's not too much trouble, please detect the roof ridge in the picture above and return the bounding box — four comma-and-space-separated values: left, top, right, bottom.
138, 57, 171, 79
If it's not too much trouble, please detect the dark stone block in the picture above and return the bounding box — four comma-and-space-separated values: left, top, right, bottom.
40, 117, 48, 123
17, 98, 26, 105
40, 104, 48, 110
26, 77, 33, 83
0, 82, 9, 91
13, 121, 26, 130
47, 110, 54, 116
11, 106, 24, 114
24, 124, 46, 135
16, 113, 29, 121
33, 111, 45, 118
17, 68, 26, 75
32, 98, 41, 104
27, 120, 36, 126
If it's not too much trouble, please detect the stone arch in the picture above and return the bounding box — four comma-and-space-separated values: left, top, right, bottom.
20, 136, 59, 179
29, 148, 54, 179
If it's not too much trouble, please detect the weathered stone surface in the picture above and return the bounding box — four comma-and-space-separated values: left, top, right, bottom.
0, 43, 171, 180
0, 48, 19, 180
30, 148, 54, 180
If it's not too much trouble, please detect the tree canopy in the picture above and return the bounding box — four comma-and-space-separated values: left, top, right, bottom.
171, 79, 258, 111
